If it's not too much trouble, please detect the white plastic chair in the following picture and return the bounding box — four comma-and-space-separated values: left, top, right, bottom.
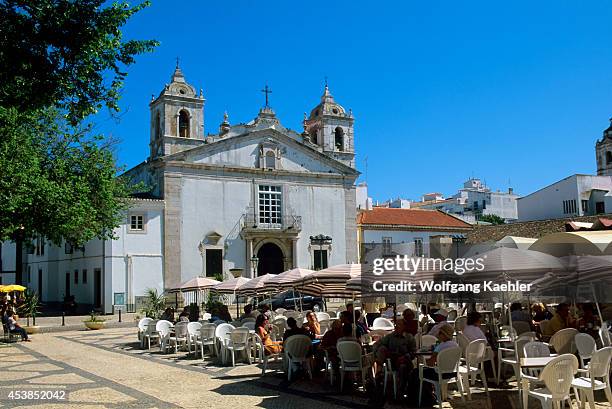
316, 312, 331, 322
275, 308, 287, 315
455, 316, 467, 332
225, 327, 251, 367
254, 332, 282, 376
202, 312, 211, 321
155, 320, 174, 353
241, 317, 256, 324
142, 319, 159, 350
521, 341, 551, 390
497, 334, 536, 385
319, 319, 330, 335
337, 340, 370, 392
499, 325, 518, 341
137, 317, 153, 347
575, 333, 597, 369
599, 326, 611, 347
186, 322, 202, 356
383, 358, 399, 399
196, 323, 217, 358
459, 339, 490, 401
273, 316, 288, 330
512, 321, 532, 336
522, 354, 578, 409
241, 321, 256, 331
549, 328, 578, 354
418, 346, 465, 406
421, 334, 438, 349
284, 334, 312, 381
571, 346, 612, 409
215, 323, 235, 363
172, 321, 189, 353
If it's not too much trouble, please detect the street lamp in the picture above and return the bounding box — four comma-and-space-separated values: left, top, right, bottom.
310, 234, 332, 270
250, 255, 259, 277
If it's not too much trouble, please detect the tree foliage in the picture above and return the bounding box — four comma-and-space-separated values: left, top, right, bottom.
478, 214, 506, 225
0, 0, 158, 125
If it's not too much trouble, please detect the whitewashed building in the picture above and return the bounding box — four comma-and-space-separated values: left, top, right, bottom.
1, 65, 360, 313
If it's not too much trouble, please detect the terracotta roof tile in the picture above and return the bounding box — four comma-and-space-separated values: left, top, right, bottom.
357, 208, 472, 229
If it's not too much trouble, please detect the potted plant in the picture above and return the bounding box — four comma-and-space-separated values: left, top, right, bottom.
19, 290, 41, 334
140, 288, 166, 319
83, 310, 106, 330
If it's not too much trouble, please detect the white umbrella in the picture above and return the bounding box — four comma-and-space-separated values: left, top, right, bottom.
213, 276, 251, 293
300, 263, 362, 298
237, 274, 277, 296
178, 276, 220, 291
265, 268, 315, 292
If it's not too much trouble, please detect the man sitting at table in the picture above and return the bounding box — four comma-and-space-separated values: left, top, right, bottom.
284, 317, 310, 340
373, 319, 416, 395
463, 311, 487, 342
427, 309, 449, 337
547, 303, 576, 335
402, 309, 419, 336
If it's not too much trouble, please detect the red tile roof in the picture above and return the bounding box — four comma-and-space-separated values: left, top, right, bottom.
357, 208, 472, 229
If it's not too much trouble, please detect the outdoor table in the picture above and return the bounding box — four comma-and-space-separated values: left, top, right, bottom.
520, 356, 556, 368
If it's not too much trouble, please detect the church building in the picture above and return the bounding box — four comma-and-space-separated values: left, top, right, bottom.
2, 64, 360, 313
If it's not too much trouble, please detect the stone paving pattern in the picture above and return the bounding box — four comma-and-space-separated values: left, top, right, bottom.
1, 328, 609, 408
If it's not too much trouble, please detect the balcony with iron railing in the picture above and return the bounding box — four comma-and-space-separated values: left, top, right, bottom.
241, 208, 302, 234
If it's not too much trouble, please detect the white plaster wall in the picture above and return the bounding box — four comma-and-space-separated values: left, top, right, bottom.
517, 175, 579, 221
362, 229, 460, 257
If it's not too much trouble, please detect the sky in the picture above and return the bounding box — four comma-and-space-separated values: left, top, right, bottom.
98, 1, 612, 202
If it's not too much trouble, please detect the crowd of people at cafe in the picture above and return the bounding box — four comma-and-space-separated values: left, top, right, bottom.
1, 292, 30, 341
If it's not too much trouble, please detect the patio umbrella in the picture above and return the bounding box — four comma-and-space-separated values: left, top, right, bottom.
237, 274, 277, 297
170, 276, 220, 307
212, 277, 251, 318
265, 268, 315, 292
300, 263, 362, 298
0, 284, 27, 292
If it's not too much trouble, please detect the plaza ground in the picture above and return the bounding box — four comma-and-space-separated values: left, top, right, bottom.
0, 327, 609, 408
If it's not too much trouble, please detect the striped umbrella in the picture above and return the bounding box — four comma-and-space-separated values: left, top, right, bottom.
177, 276, 220, 291
264, 268, 315, 292
300, 264, 361, 297
212, 276, 251, 294
236, 274, 277, 296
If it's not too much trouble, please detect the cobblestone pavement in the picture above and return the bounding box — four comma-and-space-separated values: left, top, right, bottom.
0, 328, 609, 408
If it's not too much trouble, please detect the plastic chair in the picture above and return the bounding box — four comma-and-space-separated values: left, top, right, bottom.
571, 346, 612, 409
421, 334, 438, 349
459, 339, 490, 401
497, 333, 536, 385
172, 321, 189, 353
137, 317, 153, 347
254, 333, 282, 375
241, 317, 256, 324
202, 312, 211, 321
447, 310, 458, 322
241, 321, 256, 331
522, 354, 578, 409
575, 333, 597, 369
455, 316, 467, 332
275, 308, 287, 315
142, 320, 159, 350
215, 323, 235, 363
284, 335, 312, 381
319, 319, 330, 335
499, 325, 518, 340
418, 346, 465, 406
196, 323, 217, 358
599, 326, 611, 347
520, 341, 552, 401
155, 320, 174, 353
273, 316, 288, 330
138, 317, 153, 349
225, 328, 251, 367
186, 321, 202, 355
549, 328, 578, 354
285, 310, 301, 322
337, 340, 370, 392
316, 312, 331, 322
383, 358, 399, 399
456, 333, 470, 356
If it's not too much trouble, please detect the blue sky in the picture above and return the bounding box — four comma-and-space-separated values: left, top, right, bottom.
99, 1, 612, 202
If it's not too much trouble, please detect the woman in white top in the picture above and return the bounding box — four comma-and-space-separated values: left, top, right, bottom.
462, 311, 487, 343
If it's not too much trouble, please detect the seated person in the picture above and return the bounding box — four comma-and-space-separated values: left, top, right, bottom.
160, 307, 174, 322
6, 308, 29, 341
240, 304, 260, 321
423, 324, 457, 379
178, 306, 190, 321
427, 309, 449, 337
547, 303, 575, 335
419, 305, 434, 329
303, 311, 321, 338
532, 303, 552, 322
463, 311, 487, 342
577, 304, 599, 329
256, 314, 281, 355
402, 308, 419, 336
353, 310, 368, 337
337, 322, 359, 343
373, 319, 416, 392
218, 305, 233, 322
284, 317, 309, 340
510, 302, 531, 323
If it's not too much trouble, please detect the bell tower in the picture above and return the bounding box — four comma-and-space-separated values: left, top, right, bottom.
304, 83, 355, 168
596, 118, 612, 176
149, 62, 205, 159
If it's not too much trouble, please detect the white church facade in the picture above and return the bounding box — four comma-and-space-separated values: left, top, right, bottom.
0, 65, 359, 313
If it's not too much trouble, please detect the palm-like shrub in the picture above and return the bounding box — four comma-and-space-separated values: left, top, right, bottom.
141, 288, 166, 319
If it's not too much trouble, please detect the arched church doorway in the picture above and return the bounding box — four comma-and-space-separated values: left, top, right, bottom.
257, 242, 284, 276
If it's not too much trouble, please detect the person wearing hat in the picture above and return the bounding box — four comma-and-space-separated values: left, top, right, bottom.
427, 308, 449, 337
425, 323, 457, 368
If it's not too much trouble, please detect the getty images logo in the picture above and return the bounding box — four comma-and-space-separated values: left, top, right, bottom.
371, 255, 486, 276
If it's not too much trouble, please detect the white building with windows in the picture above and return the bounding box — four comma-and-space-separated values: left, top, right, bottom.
1, 65, 360, 313
517, 174, 612, 221
356, 208, 472, 261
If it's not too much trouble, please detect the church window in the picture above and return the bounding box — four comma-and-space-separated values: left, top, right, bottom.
313, 249, 328, 270
334, 127, 344, 151
179, 110, 190, 138
607, 151, 612, 165
414, 238, 424, 257
265, 151, 276, 169
382, 237, 392, 255
129, 213, 146, 232
258, 185, 282, 227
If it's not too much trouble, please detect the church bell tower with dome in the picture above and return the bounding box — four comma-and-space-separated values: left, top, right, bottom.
595, 118, 612, 176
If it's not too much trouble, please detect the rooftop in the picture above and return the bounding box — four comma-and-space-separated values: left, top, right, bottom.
357, 208, 472, 229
